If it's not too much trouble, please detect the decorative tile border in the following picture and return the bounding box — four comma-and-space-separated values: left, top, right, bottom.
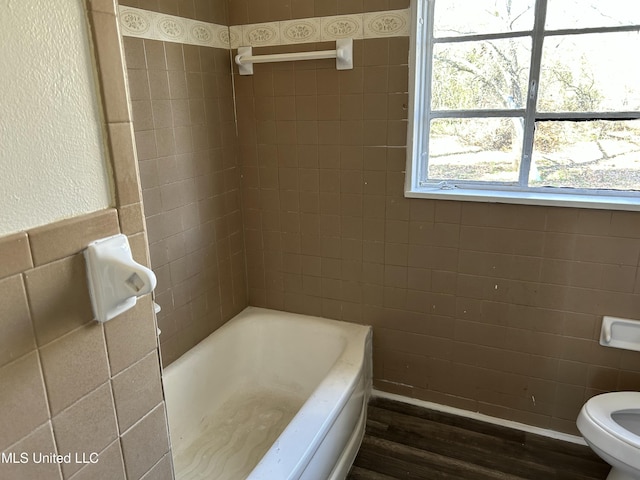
319, 15, 363, 42
118, 7, 230, 48
364, 10, 410, 38
118, 6, 410, 49
230, 10, 410, 48
240, 22, 281, 47
281, 18, 322, 44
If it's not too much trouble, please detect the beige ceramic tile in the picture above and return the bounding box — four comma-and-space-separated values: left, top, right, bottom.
0, 352, 49, 451
139, 453, 174, 480
0, 275, 35, 368
119, 203, 146, 235
108, 122, 144, 207
0, 422, 61, 480
132, 100, 155, 131
39, 323, 110, 415
89, 10, 132, 123
121, 404, 170, 480
148, 70, 170, 100
104, 295, 158, 375
28, 209, 119, 266
391, 0, 411, 9
52, 382, 118, 478
24, 254, 95, 346
129, 232, 153, 268
127, 69, 152, 102
111, 351, 164, 432
68, 440, 126, 480
0, 232, 32, 280
157, 333, 182, 367
123, 36, 146, 69
610, 211, 640, 238
88, 0, 117, 15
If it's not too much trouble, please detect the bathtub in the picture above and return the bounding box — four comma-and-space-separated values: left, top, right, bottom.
162, 307, 372, 480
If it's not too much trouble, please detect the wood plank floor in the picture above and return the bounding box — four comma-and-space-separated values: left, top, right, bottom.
347, 397, 610, 480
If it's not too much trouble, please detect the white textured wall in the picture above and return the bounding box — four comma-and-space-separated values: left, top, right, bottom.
0, 0, 112, 235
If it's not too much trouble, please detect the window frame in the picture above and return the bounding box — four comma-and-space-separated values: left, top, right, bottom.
405, 0, 640, 211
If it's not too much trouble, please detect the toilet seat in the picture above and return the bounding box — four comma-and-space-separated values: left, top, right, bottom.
584, 392, 640, 449
583, 392, 640, 448
579, 391, 640, 474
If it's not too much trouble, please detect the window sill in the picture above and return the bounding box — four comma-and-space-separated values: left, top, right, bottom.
405, 187, 640, 212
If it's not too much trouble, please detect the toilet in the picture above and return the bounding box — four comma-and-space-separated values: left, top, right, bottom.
577, 392, 640, 480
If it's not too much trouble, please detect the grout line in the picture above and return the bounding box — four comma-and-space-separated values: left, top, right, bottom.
119, 400, 164, 437
65, 437, 122, 480
139, 452, 173, 480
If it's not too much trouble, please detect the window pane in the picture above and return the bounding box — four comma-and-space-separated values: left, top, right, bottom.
428, 117, 523, 182
545, 0, 640, 30
538, 32, 640, 113
434, 0, 535, 37
530, 120, 640, 191
432, 38, 531, 110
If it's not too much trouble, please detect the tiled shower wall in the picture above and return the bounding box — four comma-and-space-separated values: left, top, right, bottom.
120, 0, 248, 365
231, 0, 640, 434
114, 0, 640, 436
0, 2, 172, 478
0, 212, 170, 480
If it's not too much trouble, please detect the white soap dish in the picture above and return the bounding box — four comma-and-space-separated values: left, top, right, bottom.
84, 234, 157, 323
600, 316, 640, 352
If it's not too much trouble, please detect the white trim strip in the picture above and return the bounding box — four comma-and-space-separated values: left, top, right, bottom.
117, 6, 410, 49
372, 389, 588, 446
406, 187, 640, 211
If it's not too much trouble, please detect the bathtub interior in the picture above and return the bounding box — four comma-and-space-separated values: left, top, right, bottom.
163, 308, 366, 480
171, 382, 306, 480
164, 314, 349, 444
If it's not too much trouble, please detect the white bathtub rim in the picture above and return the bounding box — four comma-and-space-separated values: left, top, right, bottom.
248, 379, 368, 477
248, 317, 371, 479
249, 374, 360, 479
163, 306, 366, 407
326, 396, 368, 480
163, 306, 357, 378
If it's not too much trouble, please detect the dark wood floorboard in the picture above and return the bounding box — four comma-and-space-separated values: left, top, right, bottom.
347, 397, 610, 480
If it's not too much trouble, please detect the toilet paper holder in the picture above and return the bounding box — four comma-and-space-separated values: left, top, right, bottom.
84, 234, 157, 323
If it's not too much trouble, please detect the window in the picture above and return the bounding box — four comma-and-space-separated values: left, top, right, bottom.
406, 0, 640, 210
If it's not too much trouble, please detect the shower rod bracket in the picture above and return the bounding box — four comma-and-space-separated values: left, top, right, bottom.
235, 38, 353, 75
